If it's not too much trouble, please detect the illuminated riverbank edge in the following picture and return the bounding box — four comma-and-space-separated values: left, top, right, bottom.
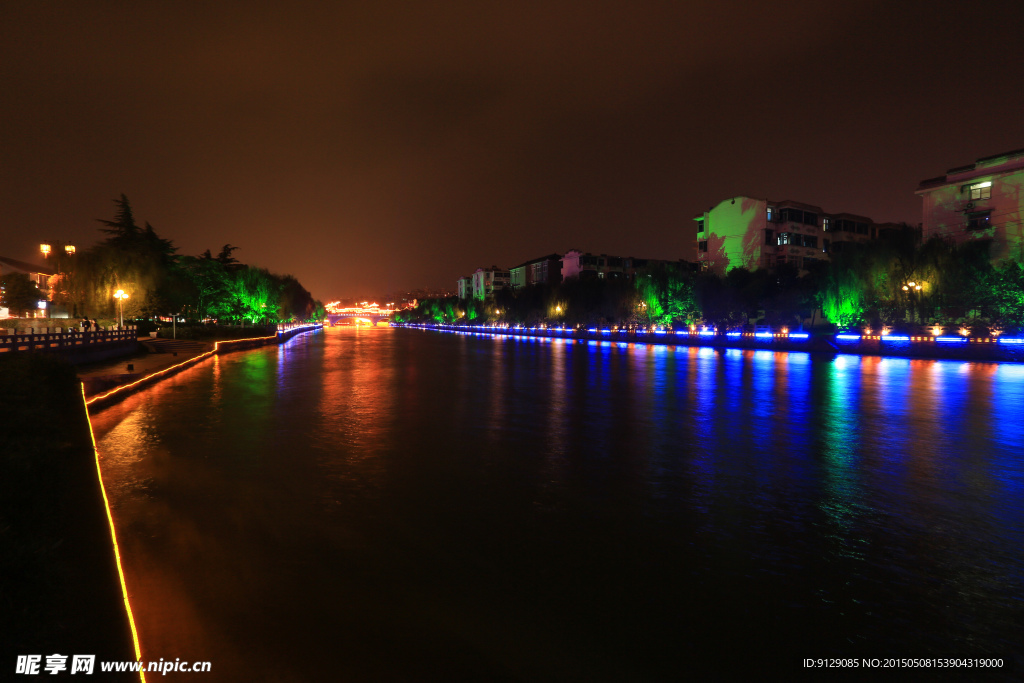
393, 323, 1024, 363
86, 324, 322, 413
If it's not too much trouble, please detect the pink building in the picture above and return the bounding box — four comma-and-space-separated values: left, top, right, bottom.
915, 147, 1024, 264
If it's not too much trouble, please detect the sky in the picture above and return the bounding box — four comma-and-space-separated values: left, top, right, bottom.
2, 0, 1023, 300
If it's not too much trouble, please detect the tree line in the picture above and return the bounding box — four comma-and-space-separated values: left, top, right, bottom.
31, 195, 324, 324
398, 227, 1024, 333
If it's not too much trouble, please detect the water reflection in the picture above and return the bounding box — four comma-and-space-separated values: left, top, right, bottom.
91, 328, 1024, 678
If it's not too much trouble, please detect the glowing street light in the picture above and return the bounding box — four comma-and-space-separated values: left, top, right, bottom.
114, 289, 129, 328
64, 244, 76, 255
40, 243, 52, 257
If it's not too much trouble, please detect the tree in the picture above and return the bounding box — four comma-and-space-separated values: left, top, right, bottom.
228, 267, 279, 323
1, 273, 42, 316
85, 195, 179, 319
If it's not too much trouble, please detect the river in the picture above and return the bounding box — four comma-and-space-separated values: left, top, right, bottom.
89, 326, 1024, 680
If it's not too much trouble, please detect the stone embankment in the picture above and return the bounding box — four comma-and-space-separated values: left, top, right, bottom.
84, 324, 322, 412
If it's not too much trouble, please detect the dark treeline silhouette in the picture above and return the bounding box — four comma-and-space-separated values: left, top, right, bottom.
45, 195, 324, 325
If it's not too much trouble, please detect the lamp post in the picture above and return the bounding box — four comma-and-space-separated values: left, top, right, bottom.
114, 289, 128, 329
901, 281, 923, 323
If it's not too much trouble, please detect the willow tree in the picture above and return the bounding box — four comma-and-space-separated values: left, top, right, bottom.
821, 265, 866, 329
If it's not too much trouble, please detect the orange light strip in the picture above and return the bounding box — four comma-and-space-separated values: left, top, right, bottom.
81, 384, 147, 682
86, 334, 280, 407
85, 326, 321, 408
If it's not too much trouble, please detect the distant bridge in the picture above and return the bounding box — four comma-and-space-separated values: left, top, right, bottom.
326, 311, 395, 326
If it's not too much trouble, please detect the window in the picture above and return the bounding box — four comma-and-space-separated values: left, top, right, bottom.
765, 229, 774, 245
780, 208, 803, 224
823, 238, 830, 253
967, 211, 992, 230
697, 219, 705, 234
777, 232, 791, 245
767, 207, 775, 222
856, 222, 868, 235
698, 240, 708, 252
969, 181, 992, 200
803, 212, 818, 226
804, 235, 818, 248
823, 217, 831, 232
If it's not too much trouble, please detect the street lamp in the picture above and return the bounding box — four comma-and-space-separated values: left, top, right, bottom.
114, 289, 128, 328
40, 243, 52, 257
902, 281, 924, 324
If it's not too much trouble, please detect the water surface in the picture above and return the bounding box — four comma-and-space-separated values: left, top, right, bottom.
91, 327, 1024, 680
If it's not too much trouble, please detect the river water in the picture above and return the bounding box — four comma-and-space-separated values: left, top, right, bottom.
90, 327, 1024, 680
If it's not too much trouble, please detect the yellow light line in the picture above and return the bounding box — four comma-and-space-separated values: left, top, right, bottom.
82, 383, 147, 682
86, 333, 285, 407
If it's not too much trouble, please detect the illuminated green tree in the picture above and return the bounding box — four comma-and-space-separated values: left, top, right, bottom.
228, 267, 279, 323
635, 264, 699, 326
821, 265, 866, 329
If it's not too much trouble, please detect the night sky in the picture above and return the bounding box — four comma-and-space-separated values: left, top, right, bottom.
3, 1, 1023, 300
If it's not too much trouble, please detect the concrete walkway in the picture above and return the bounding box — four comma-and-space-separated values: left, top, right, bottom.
77, 337, 212, 396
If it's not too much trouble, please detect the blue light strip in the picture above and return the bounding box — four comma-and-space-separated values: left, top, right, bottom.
998, 337, 1024, 344
935, 336, 967, 343
787, 333, 810, 340
880, 335, 910, 341
835, 334, 861, 341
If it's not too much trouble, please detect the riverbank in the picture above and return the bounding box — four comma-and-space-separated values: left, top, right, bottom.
394, 323, 1024, 363
85, 324, 323, 412
0, 354, 138, 671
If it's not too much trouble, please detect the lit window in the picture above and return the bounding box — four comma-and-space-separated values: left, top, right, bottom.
823, 218, 831, 232
777, 232, 791, 245
969, 181, 992, 200
767, 207, 775, 222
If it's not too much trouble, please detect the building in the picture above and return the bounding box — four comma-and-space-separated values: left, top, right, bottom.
693, 196, 880, 274
0, 256, 55, 317
471, 267, 509, 301
560, 250, 626, 280
457, 276, 473, 300
915, 147, 1024, 264
509, 254, 562, 290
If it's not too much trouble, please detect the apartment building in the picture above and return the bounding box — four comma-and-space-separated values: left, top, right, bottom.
457, 275, 473, 300
915, 147, 1024, 264
509, 254, 563, 290
471, 267, 510, 301
693, 196, 879, 274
